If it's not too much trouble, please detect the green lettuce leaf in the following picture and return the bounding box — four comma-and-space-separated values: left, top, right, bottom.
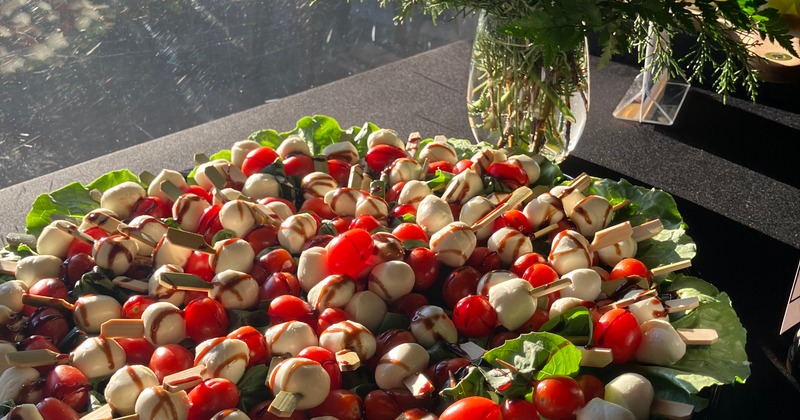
25, 169, 142, 238
447, 138, 495, 160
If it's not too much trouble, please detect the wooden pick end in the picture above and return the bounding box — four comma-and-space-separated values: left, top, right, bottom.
588, 221, 633, 253
677, 328, 718, 345
470, 186, 533, 232
493, 358, 519, 375
118, 225, 158, 249
348, 165, 364, 189
569, 173, 591, 191
600, 289, 658, 311
139, 171, 156, 186
204, 165, 228, 191
5, 349, 70, 368
531, 223, 559, 239
632, 219, 664, 242
85, 210, 123, 234
80, 403, 113, 420
195, 153, 211, 165
22, 294, 74, 311
530, 278, 572, 298
166, 228, 215, 254
360, 173, 373, 193
112, 276, 150, 293
650, 399, 694, 420
89, 189, 103, 203
458, 342, 487, 361
54, 220, 95, 245
268, 391, 301, 417
664, 297, 700, 313
0, 259, 17, 275
650, 260, 692, 277
160, 180, 185, 202
163, 365, 208, 393
610, 199, 630, 212
160, 272, 212, 293
266, 356, 287, 386
101, 319, 145, 338
578, 347, 613, 368
403, 373, 435, 399
335, 349, 361, 371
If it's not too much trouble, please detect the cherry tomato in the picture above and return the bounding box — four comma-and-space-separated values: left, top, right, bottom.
428, 160, 454, 174
593, 308, 642, 364
131, 196, 171, 219
303, 234, 334, 251
228, 325, 270, 366
328, 159, 352, 186
425, 358, 471, 391
390, 204, 417, 220
258, 248, 297, 275
185, 297, 229, 343
197, 205, 223, 245
149, 344, 194, 383
386, 182, 406, 203
26, 307, 70, 345
116, 337, 156, 365
453, 295, 497, 338
366, 144, 407, 172
327, 229, 374, 278
439, 396, 502, 420
453, 159, 474, 174
21, 335, 59, 376
390, 293, 429, 319
392, 223, 428, 243
441, 266, 481, 309
62, 253, 94, 287
308, 389, 364, 420
301, 197, 337, 220
37, 397, 81, 420
511, 252, 548, 277
350, 214, 382, 232
248, 400, 306, 420
283, 154, 315, 178
24, 279, 69, 316
486, 162, 528, 189
259, 272, 301, 300
522, 263, 559, 287
268, 295, 316, 327
492, 209, 532, 234
466, 247, 503, 275
44, 365, 90, 412
181, 185, 213, 203
405, 248, 439, 291
532, 376, 585, 420
187, 378, 240, 420
243, 225, 280, 256
331, 216, 353, 234
185, 251, 214, 282
397, 408, 437, 420
501, 398, 539, 420
609, 258, 651, 281
65, 227, 108, 258
490, 331, 519, 349
514, 309, 550, 333
575, 374, 605, 401
242, 147, 280, 177
297, 346, 342, 391
364, 389, 433, 420
317, 307, 350, 336
122, 295, 157, 320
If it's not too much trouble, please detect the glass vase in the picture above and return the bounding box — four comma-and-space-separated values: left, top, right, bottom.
467, 12, 590, 163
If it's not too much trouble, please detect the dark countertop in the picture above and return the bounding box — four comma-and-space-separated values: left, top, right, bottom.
1, 40, 799, 416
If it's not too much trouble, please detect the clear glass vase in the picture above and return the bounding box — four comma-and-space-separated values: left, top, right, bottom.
467, 12, 590, 163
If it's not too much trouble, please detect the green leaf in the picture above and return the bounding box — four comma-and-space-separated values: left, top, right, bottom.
402, 240, 429, 250
539, 306, 593, 341
376, 312, 410, 334
447, 138, 495, 160
237, 364, 269, 412
482, 332, 581, 380
441, 366, 491, 401
426, 169, 454, 191
72, 267, 134, 304
25, 170, 141, 237
281, 115, 347, 156
536, 159, 564, 188
248, 129, 284, 149
351, 122, 381, 157
226, 309, 271, 331
211, 228, 237, 244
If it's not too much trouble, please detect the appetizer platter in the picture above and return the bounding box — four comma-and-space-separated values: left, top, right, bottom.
0, 115, 749, 419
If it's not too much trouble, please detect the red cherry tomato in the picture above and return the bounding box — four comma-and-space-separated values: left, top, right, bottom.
243, 225, 280, 256
365, 144, 407, 172
187, 378, 240, 420
185, 297, 229, 343
308, 389, 364, 420
514, 309, 550, 334
404, 248, 439, 291
283, 154, 315, 178
301, 197, 337, 220
490, 331, 519, 349
242, 147, 280, 177
182, 185, 213, 203
228, 326, 270, 366
428, 160, 454, 174
425, 358, 471, 391
24, 279, 69, 316
389, 293, 430, 319
350, 214, 382, 232
37, 397, 81, 420
522, 263, 559, 287
441, 266, 481, 309
532, 376, 586, 420
62, 253, 95, 287
453, 295, 497, 338
116, 337, 156, 366
511, 252, 548, 277
122, 295, 157, 320
466, 247, 503, 275
575, 374, 605, 401
317, 307, 350, 336
389, 204, 417, 221
364, 389, 433, 420
386, 182, 406, 203
453, 159, 474, 174
486, 162, 528, 189
26, 307, 70, 345
259, 272, 301, 300
149, 344, 194, 383
609, 258, 651, 281
303, 234, 334, 251
268, 295, 316, 327
330, 216, 352, 234
593, 308, 642, 364
297, 346, 342, 391
501, 398, 539, 420
44, 365, 90, 412
328, 159, 352, 186
131, 196, 171, 219
326, 229, 374, 278
392, 223, 428, 243
66, 227, 108, 258
440, 396, 502, 420
492, 209, 532, 234
184, 251, 214, 282
258, 248, 297, 275
197, 205, 223, 245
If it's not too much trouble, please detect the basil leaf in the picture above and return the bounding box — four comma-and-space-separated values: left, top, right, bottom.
441, 366, 491, 401
237, 364, 269, 412
282, 115, 345, 156
72, 267, 134, 304
483, 331, 581, 380
248, 129, 284, 149
351, 122, 381, 157
539, 306, 593, 342
426, 169, 454, 191
376, 312, 410, 335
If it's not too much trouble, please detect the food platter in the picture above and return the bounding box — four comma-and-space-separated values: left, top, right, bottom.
0, 115, 752, 419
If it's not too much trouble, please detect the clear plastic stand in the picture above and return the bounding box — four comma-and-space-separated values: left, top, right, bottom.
612, 24, 691, 125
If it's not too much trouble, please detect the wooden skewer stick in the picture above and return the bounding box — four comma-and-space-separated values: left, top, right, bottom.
418, 159, 429, 180
611, 199, 630, 212
457, 342, 486, 361
470, 187, 533, 232
494, 358, 518, 373
139, 170, 156, 186
160, 272, 212, 293
115, 414, 140, 420
650, 399, 695, 420
335, 349, 361, 372
530, 278, 572, 298
531, 223, 560, 239
54, 220, 95, 245
406, 132, 422, 155
195, 153, 211, 165
360, 173, 373, 194
663, 297, 700, 313
0, 260, 17, 275
599, 289, 659, 311
348, 165, 363, 189
22, 294, 74, 311
650, 260, 692, 277
159, 180, 185, 202
5, 232, 37, 248
587, 222, 633, 253
569, 173, 591, 191
166, 228, 215, 254
269, 391, 302, 417
5, 349, 72, 368
163, 365, 208, 393
403, 372, 435, 399
101, 319, 145, 339
579, 347, 614, 368
440, 176, 463, 203
80, 403, 114, 420
631, 219, 664, 242
676, 328, 718, 345
84, 210, 159, 248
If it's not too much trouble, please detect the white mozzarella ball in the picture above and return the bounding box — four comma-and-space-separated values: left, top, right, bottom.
577, 398, 636, 420
36, 221, 75, 258
93, 235, 139, 275
635, 319, 686, 366
268, 358, 330, 410
195, 160, 247, 192
1, 404, 42, 420
210, 270, 259, 310
375, 343, 429, 390
416, 195, 453, 235
243, 173, 280, 199
211, 239, 255, 274
419, 141, 457, 165
265, 321, 319, 357
368, 261, 415, 302
134, 386, 190, 420
302, 172, 338, 199
14, 255, 61, 288
231, 140, 260, 168
624, 289, 668, 325
0, 367, 41, 404
79, 208, 120, 231
219, 200, 261, 238
260, 200, 293, 221
323, 142, 359, 164
410, 305, 458, 347
355, 195, 389, 220
570, 195, 613, 237
523, 193, 565, 230
127, 215, 168, 256
213, 188, 245, 207
72, 337, 126, 379
597, 237, 638, 268
297, 246, 330, 292
429, 222, 477, 267
308, 274, 356, 311
487, 227, 533, 265
0, 281, 26, 312
508, 154, 541, 185
73, 295, 122, 333
604, 373, 654, 420
488, 278, 536, 331
470, 149, 495, 174
319, 320, 377, 361
278, 213, 317, 254
388, 158, 422, 185
344, 291, 387, 333
398, 180, 432, 208
476, 270, 518, 296
442, 169, 483, 204
367, 129, 405, 149
549, 230, 592, 276
100, 182, 146, 219
560, 268, 602, 301
549, 297, 586, 319
142, 302, 186, 346
0, 341, 17, 376
196, 338, 250, 383
147, 169, 186, 203
148, 264, 186, 307
172, 194, 210, 232
276, 135, 311, 159
551, 185, 585, 216
105, 365, 159, 415
324, 188, 365, 217
459, 196, 494, 240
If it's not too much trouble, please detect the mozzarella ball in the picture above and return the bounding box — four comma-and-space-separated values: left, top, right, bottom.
210, 270, 259, 310
577, 398, 636, 420
134, 386, 190, 420
100, 181, 146, 219
398, 180, 432, 208
231, 140, 260, 168
442, 169, 483, 203
268, 358, 330, 410
278, 213, 317, 254
508, 154, 541, 185
419, 141, 457, 165
367, 129, 405, 149
410, 305, 458, 347
416, 195, 453, 235
488, 278, 536, 331
624, 289, 668, 325
344, 291, 387, 333
127, 215, 168, 256
0, 281, 26, 312
551, 185, 585, 216
265, 321, 319, 357
79, 208, 120, 231
1, 404, 42, 420
459, 196, 494, 240
388, 158, 422, 185
260, 200, 293, 221
297, 246, 330, 292
172, 193, 210, 232
570, 195, 613, 237
375, 343, 429, 390
73, 295, 122, 333
14, 255, 61, 288
368, 261, 415, 302
485, 192, 509, 205
604, 373, 654, 420
148, 264, 186, 306
476, 270, 518, 296
523, 193, 565, 230
0, 341, 17, 376
560, 268, 602, 301
242, 173, 280, 199
323, 142, 359, 164
213, 188, 245, 207
635, 319, 686, 366
36, 221, 75, 258
142, 302, 186, 346
105, 365, 159, 415
195, 160, 246, 192
324, 188, 365, 217
152, 236, 193, 270
302, 172, 337, 199
93, 235, 139, 275
487, 227, 533, 265
0, 367, 41, 404
549, 297, 586, 319
308, 274, 356, 311
597, 237, 638, 268
355, 195, 389, 220
470, 149, 495, 174
319, 320, 377, 361
219, 200, 260, 238
195, 338, 250, 383
276, 135, 311, 159
211, 239, 255, 274
429, 222, 477, 267
549, 230, 592, 276
72, 337, 126, 379
147, 169, 186, 203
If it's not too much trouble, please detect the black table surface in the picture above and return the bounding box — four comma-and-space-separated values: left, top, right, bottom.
1, 40, 799, 417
